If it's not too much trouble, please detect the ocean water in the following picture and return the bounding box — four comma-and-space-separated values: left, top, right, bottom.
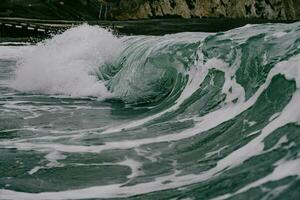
0, 22, 300, 200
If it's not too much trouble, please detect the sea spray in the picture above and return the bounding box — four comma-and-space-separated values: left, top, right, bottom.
11, 24, 121, 97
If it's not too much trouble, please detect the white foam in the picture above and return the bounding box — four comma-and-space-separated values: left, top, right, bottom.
212, 158, 300, 200
10, 25, 121, 98
45, 151, 66, 167
119, 158, 143, 179
28, 166, 43, 175
0, 45, 33, 60
213, 54, 300, 171
243, 119, 257, 129
269, 112, 281, 121
272, 32, 287, 38
204, 145, 228, 158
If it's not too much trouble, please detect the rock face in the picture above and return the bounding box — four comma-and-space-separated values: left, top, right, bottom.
110, 0, 300, 20
0, 0, 299, 21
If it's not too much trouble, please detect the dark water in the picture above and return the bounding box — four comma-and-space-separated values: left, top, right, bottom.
0, 22, 300, 200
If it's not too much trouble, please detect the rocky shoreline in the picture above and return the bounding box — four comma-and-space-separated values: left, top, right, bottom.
111, 0, 300, 20
1, 0, 300, 21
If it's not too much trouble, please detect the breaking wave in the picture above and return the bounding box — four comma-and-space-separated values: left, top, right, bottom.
1, 22, 300, 199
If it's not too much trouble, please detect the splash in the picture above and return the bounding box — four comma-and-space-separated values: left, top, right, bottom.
11, 24, 121, 97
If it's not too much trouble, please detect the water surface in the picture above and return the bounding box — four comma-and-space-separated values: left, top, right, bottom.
1, 22, 300, 200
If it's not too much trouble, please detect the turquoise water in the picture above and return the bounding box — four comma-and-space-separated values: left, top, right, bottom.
0, 22, 300, 200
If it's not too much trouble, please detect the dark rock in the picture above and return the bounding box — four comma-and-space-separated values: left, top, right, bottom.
0, 0, 299, 20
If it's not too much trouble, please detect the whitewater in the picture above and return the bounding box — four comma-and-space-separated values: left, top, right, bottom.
0, 22, 300, 200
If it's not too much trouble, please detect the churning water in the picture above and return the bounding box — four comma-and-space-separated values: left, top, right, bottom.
0, 22, 300, 200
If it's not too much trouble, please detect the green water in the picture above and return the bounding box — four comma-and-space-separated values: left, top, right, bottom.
0, 22, 300, 200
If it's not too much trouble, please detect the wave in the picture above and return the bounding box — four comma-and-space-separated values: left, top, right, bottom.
1, 22, 300, 199
10, 23, 300, 104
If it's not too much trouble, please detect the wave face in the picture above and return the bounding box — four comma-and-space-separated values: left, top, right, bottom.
1, 22, 300, 200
